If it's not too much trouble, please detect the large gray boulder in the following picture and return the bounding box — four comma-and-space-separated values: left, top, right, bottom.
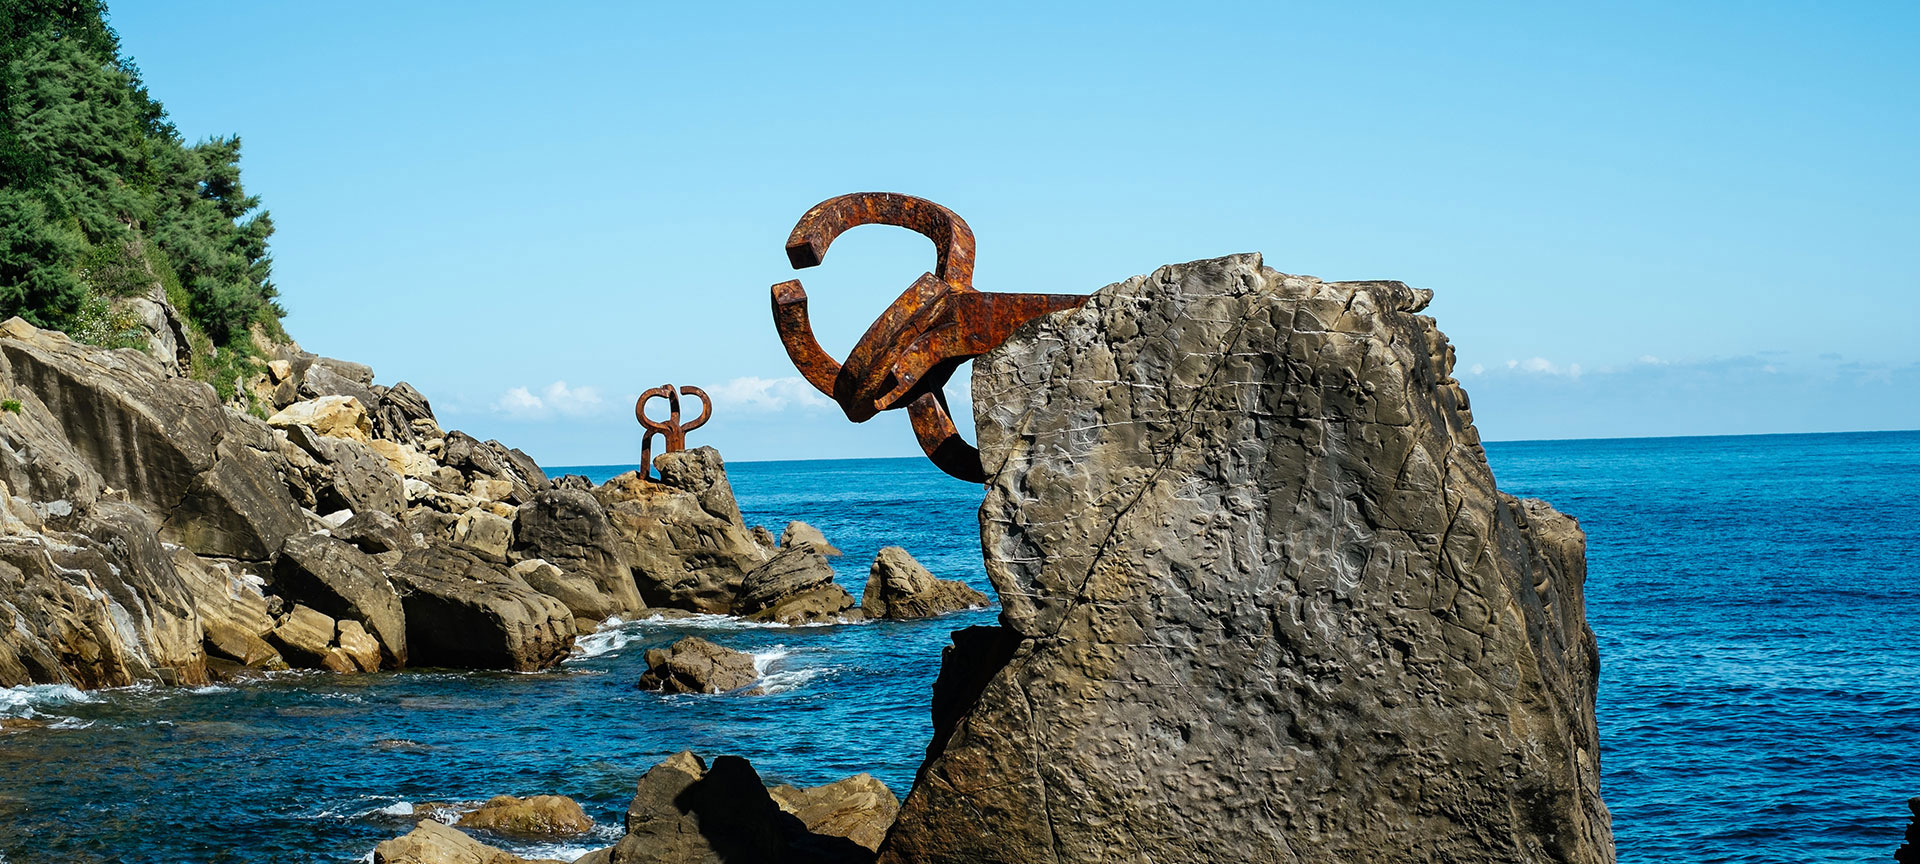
513, 488, 643, 617
879, 255, 1613, 863
388, 546, 574, 671
594, 451, 769, 613
859, 547, 987, 620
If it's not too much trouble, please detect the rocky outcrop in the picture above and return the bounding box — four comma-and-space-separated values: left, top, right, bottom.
270, 533, 407, 667
456, 794, 593, 837
879, 255, 1613, 863
513, 488, 643, 619
734, 545, 857, 625
0, 308, 859, 689
637, 636, 758, 695
0, 498, 210, 687
373, 820, 564, 864
607, 751, 879, 864
859, 547, 987, 620
389, 546, 574, 672
594, 450, 771, 613
770, 774, 900, 853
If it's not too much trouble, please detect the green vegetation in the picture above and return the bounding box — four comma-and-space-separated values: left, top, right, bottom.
0, 399, 19, 414
1, 0, 284, 397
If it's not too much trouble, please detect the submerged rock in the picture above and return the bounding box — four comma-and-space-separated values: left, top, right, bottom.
879, 254, 1613, 863
373, 819, 564, 864
859, 547, 987, 620
456, 794, 593, 837
637, 636, 758, 695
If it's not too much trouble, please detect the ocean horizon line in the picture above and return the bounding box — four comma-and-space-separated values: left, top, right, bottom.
549, 426, 1920, 472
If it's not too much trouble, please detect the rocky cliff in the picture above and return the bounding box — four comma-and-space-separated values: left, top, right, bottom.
0, 312, 862, 689
878, 254, 1615, 863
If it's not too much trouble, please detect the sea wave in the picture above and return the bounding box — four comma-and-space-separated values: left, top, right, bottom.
750, 645, 828, 694
0, 683, 96, 718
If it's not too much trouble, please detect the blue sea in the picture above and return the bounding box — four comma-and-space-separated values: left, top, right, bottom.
0, 431, 1914, 862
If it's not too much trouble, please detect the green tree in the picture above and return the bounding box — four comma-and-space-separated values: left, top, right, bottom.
0, 0, 284, 378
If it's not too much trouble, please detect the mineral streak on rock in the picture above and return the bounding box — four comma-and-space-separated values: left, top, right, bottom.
879, 254, 1614, 863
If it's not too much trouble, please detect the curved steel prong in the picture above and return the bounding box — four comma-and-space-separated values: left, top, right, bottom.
679, 385, 712, 433
771, 280, 841, 398
907, 391, 984, 484
784, 192, 976, 288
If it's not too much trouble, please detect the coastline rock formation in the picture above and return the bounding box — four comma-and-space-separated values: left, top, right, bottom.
878, 254, 1614, 863
0, 308, 868, 689
859, 547, 988, 620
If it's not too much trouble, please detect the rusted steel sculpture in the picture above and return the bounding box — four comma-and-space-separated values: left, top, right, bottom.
635, 384, 710, 479
771, 192, 1089, 482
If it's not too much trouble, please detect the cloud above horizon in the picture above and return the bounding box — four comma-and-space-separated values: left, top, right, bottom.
491, 381, 605, 419
705, 376, 834, 413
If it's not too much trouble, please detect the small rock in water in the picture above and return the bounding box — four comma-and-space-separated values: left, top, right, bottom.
372, 819, 565, 864
637, 636, 759, 695
780, 520, 842, 556
859, 547, 988, 620
456, 794, 593, 837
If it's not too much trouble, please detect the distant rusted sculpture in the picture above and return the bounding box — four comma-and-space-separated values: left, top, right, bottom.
635, 384, 710, 479
771, 193, 1088, 482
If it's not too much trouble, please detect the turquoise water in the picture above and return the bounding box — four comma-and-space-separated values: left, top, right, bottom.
0, 432, 1914, 862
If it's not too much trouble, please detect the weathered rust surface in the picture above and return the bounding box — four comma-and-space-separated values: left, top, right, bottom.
770, 192, 1088, 482
635, 384, 710, 478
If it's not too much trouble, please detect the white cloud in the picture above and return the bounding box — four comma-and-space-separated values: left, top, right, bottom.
491, 380, 605, 419
1509, 357, 1582, 378
706, 376, 833, 413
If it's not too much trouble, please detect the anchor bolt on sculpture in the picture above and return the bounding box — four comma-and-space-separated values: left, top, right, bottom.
770, 192, 1090, 483
635, 384, 710, 479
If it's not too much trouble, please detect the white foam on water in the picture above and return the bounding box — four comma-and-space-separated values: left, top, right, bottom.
373, 802, 414, 817
750, 645, 793, 676
568, 622, 639, 661
635, 612, 793, 631
750, 645, 829, 694
0, 683, 96, 718
184, 684, 233, 696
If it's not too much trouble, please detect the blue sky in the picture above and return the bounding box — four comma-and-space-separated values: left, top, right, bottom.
109, 1, 1919, 466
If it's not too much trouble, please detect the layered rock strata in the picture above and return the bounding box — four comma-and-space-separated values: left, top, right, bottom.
878, 254, 1614, 863
0, 313, 868, 688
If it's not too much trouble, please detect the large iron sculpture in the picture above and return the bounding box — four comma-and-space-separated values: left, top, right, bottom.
635, 384, 710, 479
770, 193, 1089, 482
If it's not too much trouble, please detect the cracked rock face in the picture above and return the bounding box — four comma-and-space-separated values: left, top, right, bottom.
879, 254, 1614, 864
